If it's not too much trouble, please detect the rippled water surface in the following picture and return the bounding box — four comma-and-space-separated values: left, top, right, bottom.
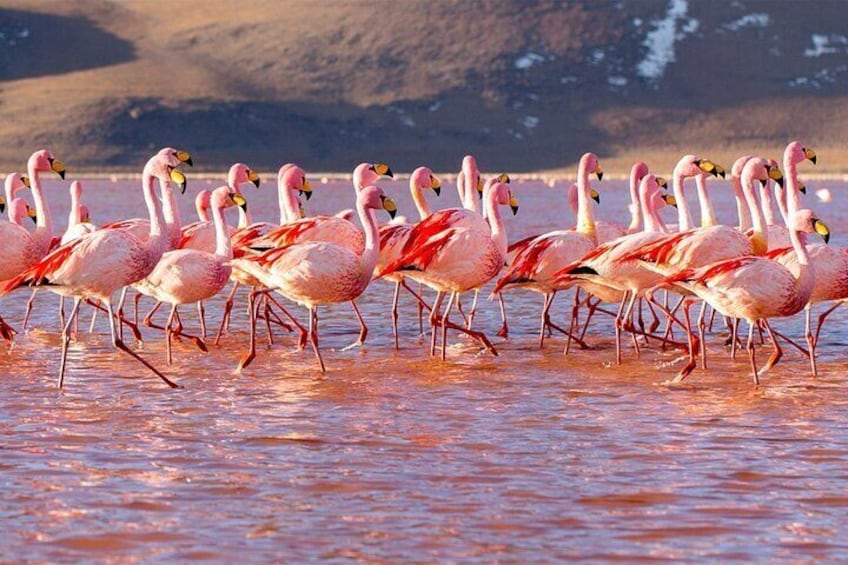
3, 175, 848, 562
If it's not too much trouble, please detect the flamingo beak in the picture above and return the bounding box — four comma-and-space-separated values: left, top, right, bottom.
656, 176, 668, 190
248, 170, 261, 188
430, 175, 441, 196
696, 159, 719, 178
21, 175, 31, 188
176, 150, 193, 167
661, 194, 678, 208
381, 195, 397, 219
477, 176, 484, 198
715, 164, 726, 179
804, 147, 817, 165
27, 204, 37, 224
169, 167, 188, 194
508, 194, 520, 215
374, 163, 393, 178
766, 165, 784, 188
595, 165, 603, 181
0, 195, 5, 214
498, 173, 511, 183
813, 218, 830, 244
48, 157, 66, 179
590, 187, 600, 204
799, 182, 807, 194
300, 178, 313, 201
230, 192, 248, 212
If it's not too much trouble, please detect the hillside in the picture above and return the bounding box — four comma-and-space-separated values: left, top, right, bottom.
1, 0, 847, 174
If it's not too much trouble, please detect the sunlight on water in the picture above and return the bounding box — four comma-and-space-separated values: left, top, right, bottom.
2, 177, 848, 561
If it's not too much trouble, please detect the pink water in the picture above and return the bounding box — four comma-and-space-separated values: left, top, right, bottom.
3, 176, 848, 562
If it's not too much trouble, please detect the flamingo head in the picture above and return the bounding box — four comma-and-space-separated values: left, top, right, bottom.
79, 205, 91, 224
580, 152, 603, 181
793, 209, 830, 243
731, 155, 754, 179
359, 185, 397, 220
229, 163, 261, 190
488, 182, 519, 215
354, 162, 392, 190
70, 180, 83, 200
26, 202, 37, 224
195, 189, 212, 217
29, 149, 65, 179
212, 185, 248, 213
281, 165, 311, 201
629, 161, 648, 186
786, 141, 817, 166
411, 167, 441, 196
4, 172, 29, 198
154, 148, 192, 193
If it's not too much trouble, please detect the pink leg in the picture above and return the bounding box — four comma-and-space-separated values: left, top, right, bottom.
391, 281, 401, 350
165, 304, 178, 365
22, 289, 38, 331
746, 321, 759, 385
697, 300, 708, 370
441, 292, 456, 360
214, 282, 240, 345
58, 298, 83, 388
350, 300, 367, 346
759, 320, 783, 376
429, 291, 446, 357
496, 294, 509, 338
805, 306, 817, 378
308, 306, 326, 373
613, 291, 629, 365
197, 301, 206, 340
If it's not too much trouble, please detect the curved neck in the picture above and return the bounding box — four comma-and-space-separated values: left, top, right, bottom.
672, 169, 694, 231
5, 179, 16, 223
27, 161, 53, 244
741, 173, 767, 255
68, 189, 81, 228
159, 180, 182, 247
357, 202, 381, 278
142, 169, 166, 243
213, 203, 233, 259
575, 165, 596, 243
759, 181, 778, 226
461, 171, 479, 214
695, 175, 717, 228
627, 170, 643, 232
278, 175, 300, 224
410, 180, 432, 221
783, 157, 802, 216
775, 184, 790, 226
484, 193, 508, 260
231, 181, 252, 227
731, 176, 752, 232
196, 199, 211, 222
640, 187, 661, 233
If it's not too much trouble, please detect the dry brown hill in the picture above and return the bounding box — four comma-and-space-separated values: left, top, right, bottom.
1, 0, 847, 173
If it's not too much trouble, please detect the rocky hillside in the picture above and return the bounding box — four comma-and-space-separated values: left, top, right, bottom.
1, 0, 847, 173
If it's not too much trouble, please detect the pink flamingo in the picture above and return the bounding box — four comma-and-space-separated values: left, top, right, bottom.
456, 155, 483, 213
382, 182, 518, 359
493, 152, 603, 347
374, 166, 441, 349
4, 172, 30, 224
231, 186, 397, 372
0, 149, 190, 388
61, 181, 97, 245
664, 208, 828, 384
135, 186, 247, 364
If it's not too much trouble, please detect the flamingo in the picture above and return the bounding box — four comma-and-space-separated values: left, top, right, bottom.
231, 185, 397, 372
663, 208, 829, 384
0, 149, 191, 388
61, 181, 97, 245
382, 181, 519, 359
134, 186, 247, 364
374, 166, 441, 349
456, 155, 484, 213
492, 152, 603, 348
4, 172, 30, 224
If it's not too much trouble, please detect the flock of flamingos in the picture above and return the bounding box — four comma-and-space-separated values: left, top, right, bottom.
0, 142, 839, 389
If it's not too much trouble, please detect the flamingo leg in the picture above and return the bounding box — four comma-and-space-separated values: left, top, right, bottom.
814, 301, 842, 347
539, 293, 552, 349
441, 292, 456, 360
116, 287, 129, 341
661, 295, 685, 346
429, 291, 446, 357
105, 298, 179, 388
746, 321, 759, 385
697, 300, 708, 370
165, 304, 178, 365
133, 291, 142, 327
262, 296, 275, 347
143, 301, 164, 329
391, 281, 401, 350
466, 289, 480, 330
455, 294, 469, 326
417, 282, 425, 335
85, 299, 143, 343
59, 296, 67, 331
308, 306, 326, 373
707, 305, 717, 332
623, 291, 641, 358
350, 300, 367, 346
197, 301, 206, 340
215, 281, 240, 345
58, 298, 83, 389
496, 293, 509, 338
564, 288, 581, 356
0, 314, 15, 342
759, 320, 783, 377
262, 293, 304, 345
237, 289, 263, 371
613, 291, 629, 365
544, 291, 589, 350
805, 306, 817, 378
730, 318, 740, 360
22, 289, 38, 331
87, 299, 98, 334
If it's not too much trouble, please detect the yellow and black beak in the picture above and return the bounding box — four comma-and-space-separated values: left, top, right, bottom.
21, 175, 31, 188
380, 194, 397, 219
765, 164, 784, 188
0, 194, 5, 214
430, 174, 441, 196
497, 173, 510, 183
372, 163, 393, 178
300, 178, 313, 201
230, 192, 248, 212
27, 204, 37, 224
248, 169, 261, 188
476, 175, 484, 199
813, 218, 830, 244
48, 156, 66, 179
595, 165, 603, 181
176, 150, 193, 167
590, 187, 600, 204
661, 193, 678, 208
715, 164, 726, 179
695, 159, 720, 178
656, 176, 668, 190
169, 167, 188, 194
508, 192, 519, 215
804, 147, 817, 165
799, 182, 807, 194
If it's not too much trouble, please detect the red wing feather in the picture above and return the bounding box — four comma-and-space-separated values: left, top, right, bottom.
493, 236, 556, 293
0, 238, 85, 295
400, 210, 465, 255
666, 256, 759, 285
383, 228, 458, 277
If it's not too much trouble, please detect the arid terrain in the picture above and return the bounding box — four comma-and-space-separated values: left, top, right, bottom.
1, 0, 847, 173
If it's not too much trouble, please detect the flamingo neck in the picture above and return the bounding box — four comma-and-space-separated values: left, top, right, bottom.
141, 168, 167, 259
759, 181, 778, 226
784, 159, 802, 215
68, 189, 81, 228
410, 181, 432, 221
4, 178, 17, 223
159, 180, 181, 248
694, 175, 717, 228
640, 187, 661, 233
484, 193, 508, 260
278, 175, 300, 224
775, 184, 790, 226
672, 169, 694, 232
357, 203, 380, 280
790, 228, 815, 309
231, 181, 252, 227
462, 170, 479, 214
575, 167, 596, 243
196, 199, 211, 222
213, 202, 233, 259
27, 161, 53, 246
731, 176, 752, 232
627, 170, 643, 232
741, 173, 767, 255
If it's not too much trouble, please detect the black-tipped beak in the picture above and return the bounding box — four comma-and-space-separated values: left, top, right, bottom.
433, 186, 441, 196
596, 171, 603, 181
385, 167, 394, 178
799, 183, 807, 194
48, 156, 66, 179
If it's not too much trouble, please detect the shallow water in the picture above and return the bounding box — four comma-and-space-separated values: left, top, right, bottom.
3, 174, 848, 562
